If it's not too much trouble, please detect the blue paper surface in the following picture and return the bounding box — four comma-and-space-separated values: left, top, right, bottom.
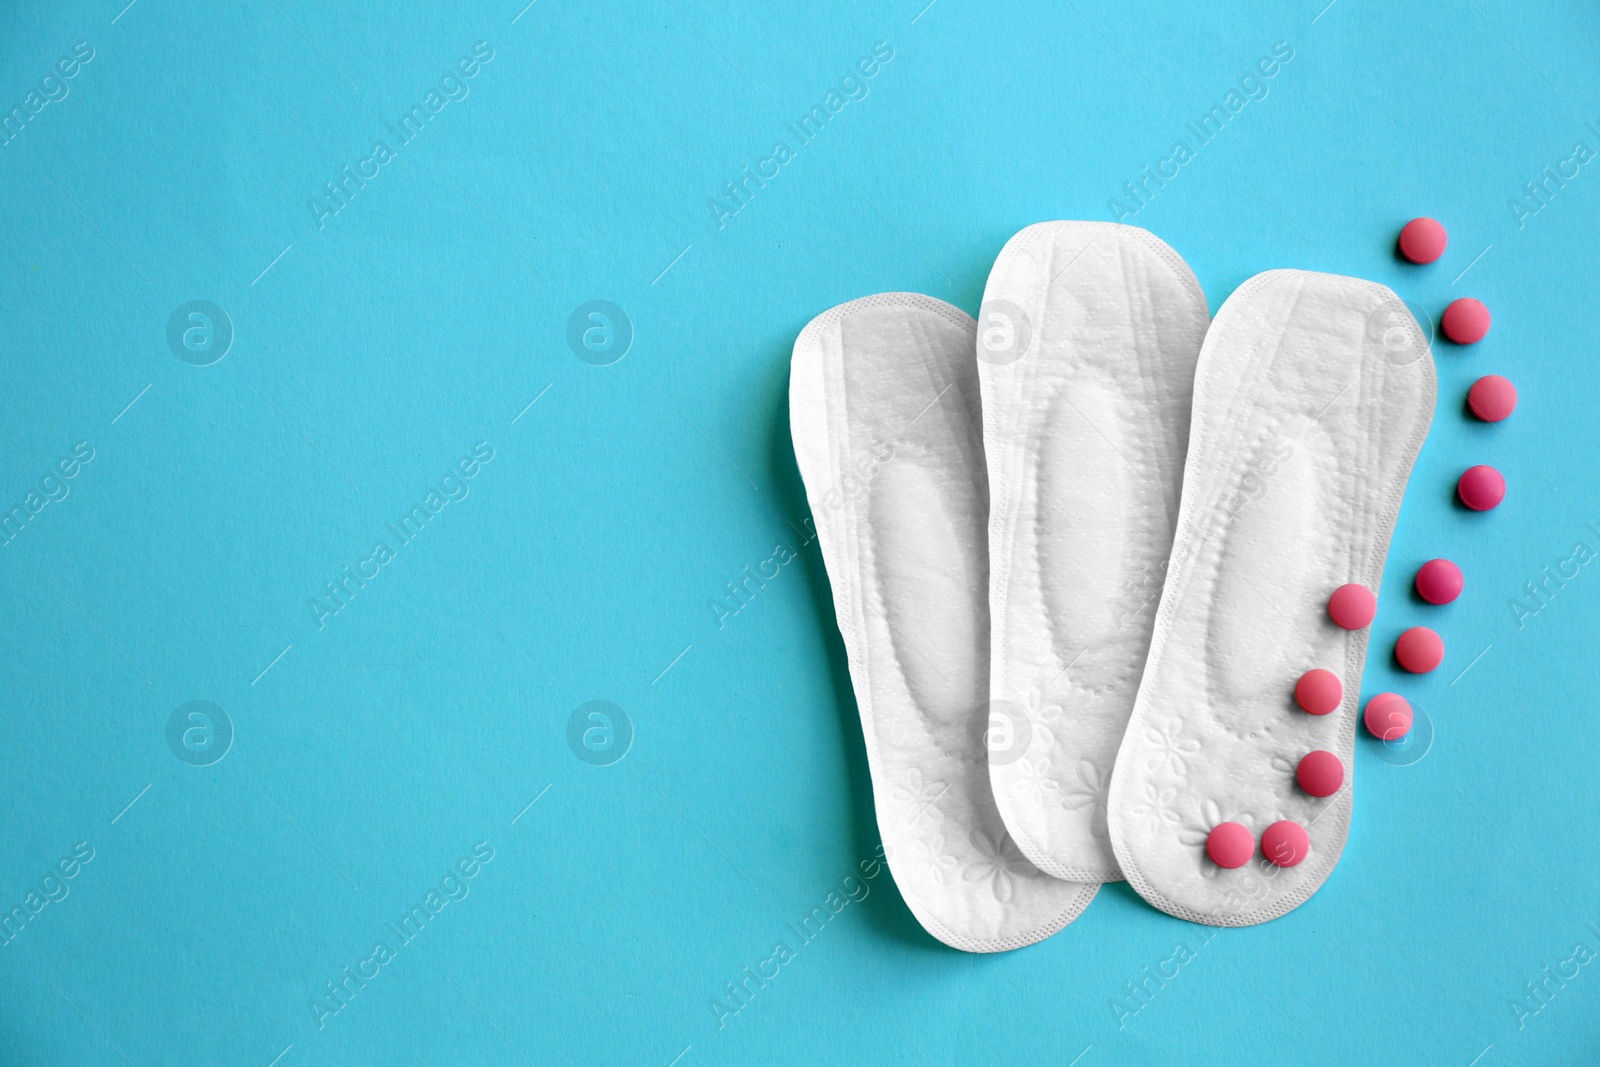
2, 0, 1597, 1063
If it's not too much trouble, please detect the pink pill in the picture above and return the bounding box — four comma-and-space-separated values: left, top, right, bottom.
1457, 465, 1505, 511
1206, 821, 1254, 869
1294, 668, 1343, 715
1441, 298, 1491, 344
1364, 693, 1413, 740
1327, 583, 1377, 629
1395, 626, 1444, 673
1296, 750, 1344, 797
1415, 558, 1463, 605
1262, 821, 1310, 868
1398, 217, 1447, 264
1468, 375, 1517, 422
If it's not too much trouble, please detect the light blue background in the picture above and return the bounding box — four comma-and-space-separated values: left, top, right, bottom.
1, 0, 1597, 1063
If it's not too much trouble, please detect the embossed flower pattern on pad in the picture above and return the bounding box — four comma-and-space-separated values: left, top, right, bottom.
964, 830, 1030, 903
1011, 755, 1063, 809
904, 835, 960, 887
1145, 718, 1201, 778
890, 768, 949, 829
1061, 759, 1111, 840
1130, 782, 1182, 835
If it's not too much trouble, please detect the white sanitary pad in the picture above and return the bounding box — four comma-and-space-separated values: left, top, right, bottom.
1107, 269, 1435, 926
790, 293, 1098, 951
979, 222, 1210, 882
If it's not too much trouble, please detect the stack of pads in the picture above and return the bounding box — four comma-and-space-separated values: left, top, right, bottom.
788, 221, 1437, 950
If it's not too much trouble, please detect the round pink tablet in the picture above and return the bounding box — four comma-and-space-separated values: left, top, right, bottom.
1467, 374, 1517, 422
1296, 750, 1344, 797
1206, 821, 1254, 869
1441, 298, 1491, 344
1398, 217, 1447, 263
1395, 626, 1444, 673
1294, 668, 1343, 715
1457, 465, 1505, 511
1261, 821, 1310, 868
1327, 583, 1377, 629
1364, 692, 1413, 740
1415, 558, 1464, 604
